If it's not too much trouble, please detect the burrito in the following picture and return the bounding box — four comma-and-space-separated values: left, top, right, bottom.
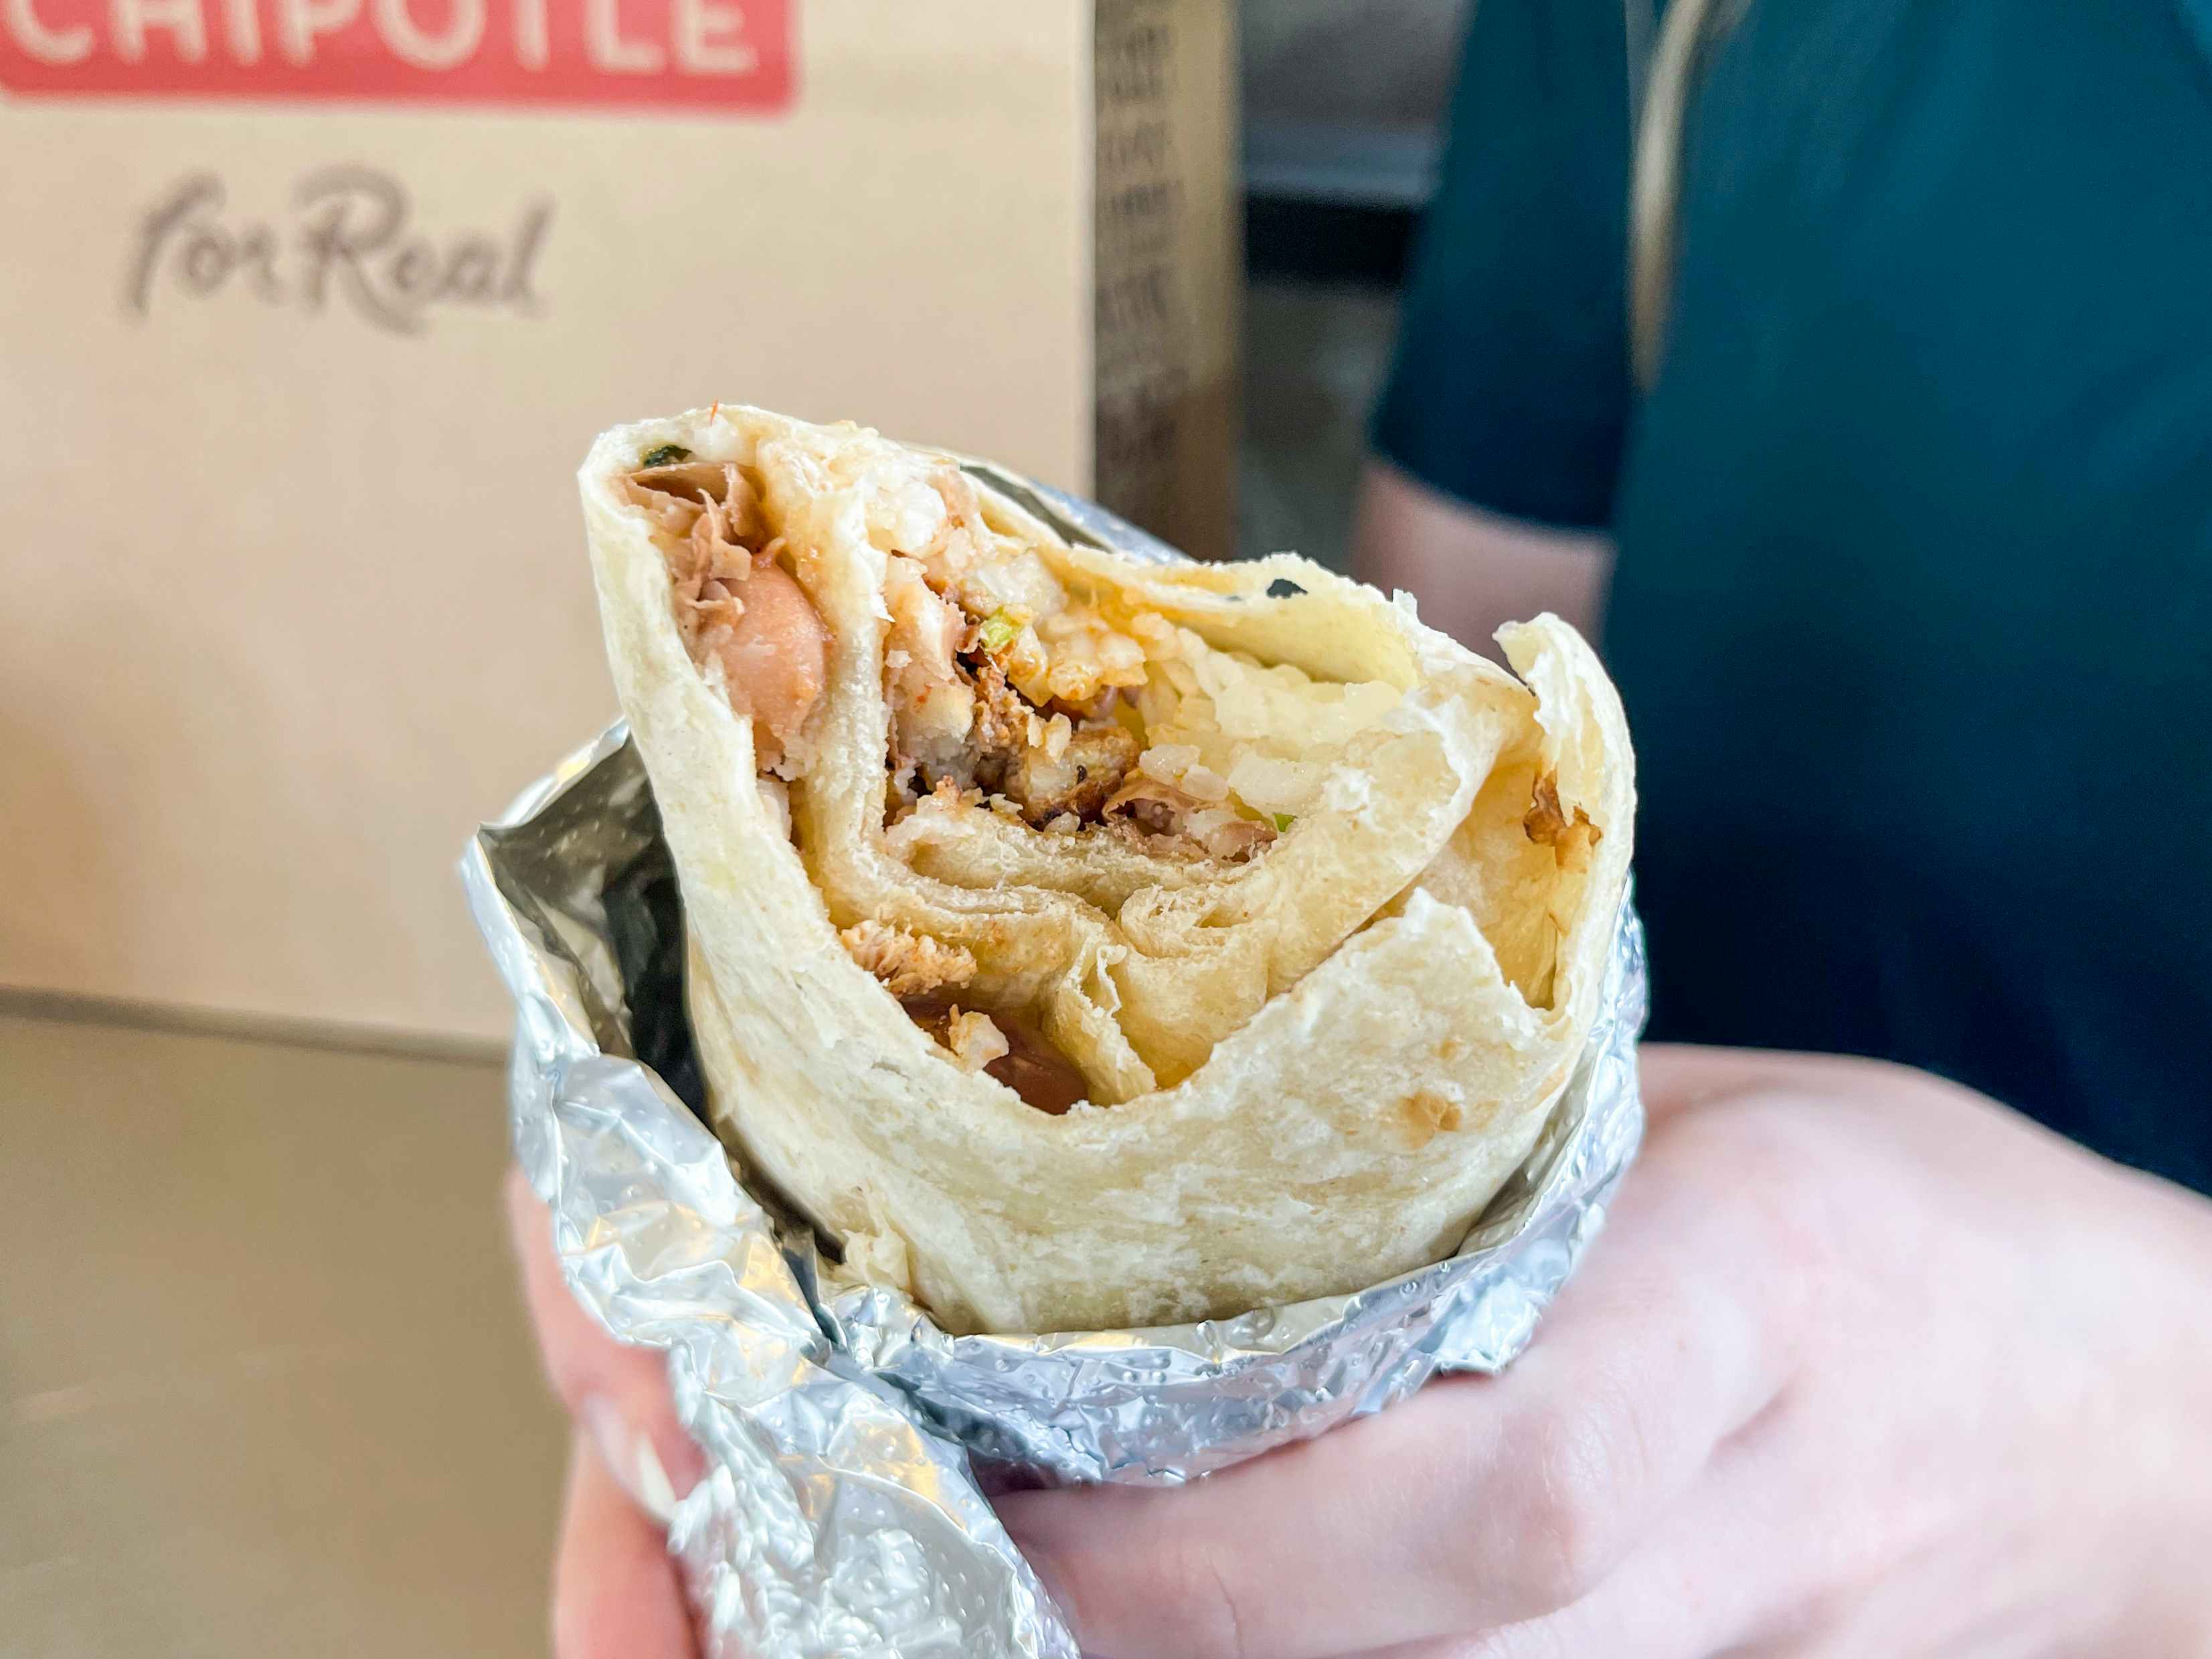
579, 406, 1634, 1335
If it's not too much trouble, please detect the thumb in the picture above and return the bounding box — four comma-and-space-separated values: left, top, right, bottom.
505, 1166, 707, 1516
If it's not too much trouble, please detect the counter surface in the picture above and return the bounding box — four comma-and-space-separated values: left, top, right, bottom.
1, 1011, 566, 1658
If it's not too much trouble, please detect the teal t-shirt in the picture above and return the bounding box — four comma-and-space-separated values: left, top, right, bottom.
1375, 0, 2212, 1191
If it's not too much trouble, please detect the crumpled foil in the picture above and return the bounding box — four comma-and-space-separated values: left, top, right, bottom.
461, 470, 1649, 1658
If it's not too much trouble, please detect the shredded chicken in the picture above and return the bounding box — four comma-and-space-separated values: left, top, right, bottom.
873, 464, 1284, 862
965, 660, 1033, 771
627, 460, 761, 542
630, 456, 829, 772
839, 920, 977, 998
883, 555, 976, 775
645, 464, 754, 657
881, 535, 1147, 832
898, 650, 1146, 832
1006, 723, 1140, 824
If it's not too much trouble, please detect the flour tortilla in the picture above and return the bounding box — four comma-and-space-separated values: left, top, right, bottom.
580, 405, 1635, 1334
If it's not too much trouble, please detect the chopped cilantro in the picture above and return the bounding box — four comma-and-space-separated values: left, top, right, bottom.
639, 443, 691, 468
978, 609, 1021, 653
1272, 812, 1295, 832
1266, 578, 1306, 598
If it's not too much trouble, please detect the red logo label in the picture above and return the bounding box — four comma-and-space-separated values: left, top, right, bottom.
0, 0, 791, 109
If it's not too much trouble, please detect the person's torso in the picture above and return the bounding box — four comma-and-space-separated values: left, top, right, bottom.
1605, 0, 2212, 1187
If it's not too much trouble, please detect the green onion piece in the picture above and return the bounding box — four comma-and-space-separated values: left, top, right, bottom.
977, 609, 1021, 653
1272, 812, 1295, 832
639, 443, 691, 468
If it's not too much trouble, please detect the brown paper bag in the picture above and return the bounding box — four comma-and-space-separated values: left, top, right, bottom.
0, 0, 1237, 1045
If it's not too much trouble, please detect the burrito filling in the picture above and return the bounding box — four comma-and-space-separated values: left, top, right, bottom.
630, 449, 1417, 1114
625, 451, 829, 774
836, 918, 1090, 1113
901, 996, 1090, 1116
879, 472, 1401, 865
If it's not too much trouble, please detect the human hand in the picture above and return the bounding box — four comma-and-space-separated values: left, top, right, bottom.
507, 1048, 2212, 1658
997, 1047, 2212, 1657
505, 1169, 705, 1659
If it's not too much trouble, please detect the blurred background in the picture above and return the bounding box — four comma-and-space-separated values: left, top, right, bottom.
1, 4, 1459, 1652
1240, 0, 1456, 573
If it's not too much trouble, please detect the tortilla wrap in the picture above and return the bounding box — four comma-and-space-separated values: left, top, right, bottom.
579, 405, 1634, 1334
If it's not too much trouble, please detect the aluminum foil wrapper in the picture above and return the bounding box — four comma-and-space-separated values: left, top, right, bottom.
462, 470, 1650, 1658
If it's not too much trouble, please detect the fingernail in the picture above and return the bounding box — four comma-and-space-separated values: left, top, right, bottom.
580, 1395, 678, 1526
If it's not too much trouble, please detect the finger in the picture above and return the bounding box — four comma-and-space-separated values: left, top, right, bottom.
1450, 1379, 1859, 1659
1343, 1419, 1806, 1659
507, 1167, 707, 1510
998, 1104, 1815, 1659
1637, 1042, 1960, 1135
1637, 1042, 1849, 1126
553, 1429, 703, 1659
